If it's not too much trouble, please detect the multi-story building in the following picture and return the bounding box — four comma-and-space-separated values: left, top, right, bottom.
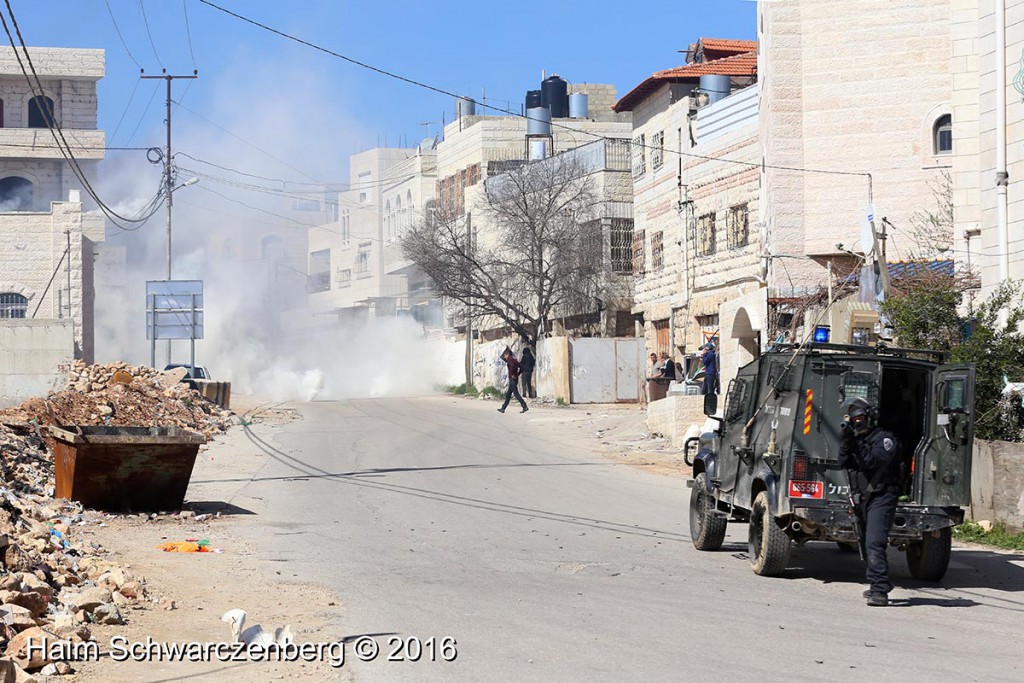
758, 0, 955, 353
0, 47, 106, 362
307, 143, 438, 326
435, 81, 634, 340
615, 38, 760, 382
950, 0, 1024, 299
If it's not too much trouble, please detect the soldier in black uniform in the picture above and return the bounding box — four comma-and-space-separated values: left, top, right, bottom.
838, 397, 901, 607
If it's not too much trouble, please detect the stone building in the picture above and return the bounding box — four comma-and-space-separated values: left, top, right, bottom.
307, 143, 438, 326
950, 0, 1024, 299
0, 47, 105, 362
758, 0, 955, 351
614, 38, 760, 382
435, 82, 634, 340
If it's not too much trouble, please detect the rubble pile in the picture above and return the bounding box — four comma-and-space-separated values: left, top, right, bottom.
0, 484, 154, 678
0, 361, 236, 678
0, 361, 233, 440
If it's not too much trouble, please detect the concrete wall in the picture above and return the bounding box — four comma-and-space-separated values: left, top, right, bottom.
0, 319, 73, 407
970, 438, 1024, 532
646, 393, 708, 448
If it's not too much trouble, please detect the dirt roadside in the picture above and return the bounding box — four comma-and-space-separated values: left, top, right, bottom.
72, 398, 348, 683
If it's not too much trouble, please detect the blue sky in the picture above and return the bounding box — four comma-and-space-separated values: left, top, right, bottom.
12, 0, 756, 181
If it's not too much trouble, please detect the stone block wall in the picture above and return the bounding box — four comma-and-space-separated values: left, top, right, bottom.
970, 438, 1024, 532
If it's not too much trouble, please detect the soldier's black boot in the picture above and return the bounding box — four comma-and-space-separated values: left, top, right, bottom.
864, 591, 889, 607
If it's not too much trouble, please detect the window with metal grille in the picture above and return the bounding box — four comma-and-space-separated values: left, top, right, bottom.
727, 203, 749, 249
0, 292, 27, 318
337, 269, 352, 287
651, 131, 665, 171
356, 247, 371, 276
696, 212, 716, 256
631, 134, 646, 179
632, 229, 645, 274
610, 218, 634, 274
934, 114, 952, 154
726, 379, 750, 423
651, 231, 664, 270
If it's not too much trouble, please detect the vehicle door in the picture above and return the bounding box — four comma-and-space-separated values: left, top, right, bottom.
919, 364, 976, 507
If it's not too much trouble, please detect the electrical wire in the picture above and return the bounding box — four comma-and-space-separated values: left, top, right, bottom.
123, 79, 161, 147
0, 2, 164, 230
171, 99, 322, 182
196, 0, 873, 187
182, 0, 198, 70
138, 0, 163, 68
107, 77, 140, 146
104, 0, 143, 69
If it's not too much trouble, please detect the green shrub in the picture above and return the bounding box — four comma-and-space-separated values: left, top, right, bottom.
450, 384, 467, 395
555, 397, 568, 406
953, 521, 1024, 551
481, 386, 503, 399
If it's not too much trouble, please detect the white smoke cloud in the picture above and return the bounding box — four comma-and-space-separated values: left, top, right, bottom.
91, 54, 455, 401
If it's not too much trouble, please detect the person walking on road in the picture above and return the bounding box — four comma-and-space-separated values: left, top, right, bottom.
498, 347, 529, 414
520, 347, 537, 399
839, 397, 901, 607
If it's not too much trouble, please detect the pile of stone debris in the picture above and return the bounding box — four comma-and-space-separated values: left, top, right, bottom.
0, 362, 235, 679
0, 360, 233, 440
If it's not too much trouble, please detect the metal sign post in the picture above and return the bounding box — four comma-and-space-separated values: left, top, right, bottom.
146, 280, 205, 368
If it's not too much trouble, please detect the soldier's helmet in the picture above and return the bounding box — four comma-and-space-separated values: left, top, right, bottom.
843, 396, 877, 436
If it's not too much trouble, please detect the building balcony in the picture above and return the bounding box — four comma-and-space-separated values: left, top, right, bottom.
0, 128, 105, 160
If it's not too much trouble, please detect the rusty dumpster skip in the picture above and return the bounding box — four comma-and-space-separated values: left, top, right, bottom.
45, 426, 206, 512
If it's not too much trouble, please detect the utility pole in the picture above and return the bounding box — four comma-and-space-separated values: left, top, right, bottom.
141, 69, 197, 365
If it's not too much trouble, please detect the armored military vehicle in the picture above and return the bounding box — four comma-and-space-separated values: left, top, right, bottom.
686, 342, 975, 580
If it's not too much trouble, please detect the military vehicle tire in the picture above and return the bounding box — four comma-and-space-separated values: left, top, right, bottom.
749, 491, 791, 576
690, 473, 727, 551
906, 527, 952, 581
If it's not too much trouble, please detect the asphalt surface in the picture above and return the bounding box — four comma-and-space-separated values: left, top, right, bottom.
216, 396, 1024, 682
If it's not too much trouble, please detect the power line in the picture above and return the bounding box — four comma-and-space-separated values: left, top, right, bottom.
138, 0, 163, 68
182, 0, 198, 69
123, 80, 161, 146
0, 2, 164, 230
108, 77, 140, 145
171, 99, 322, 182
104, 0, 142, 69
196, 0, 873, 187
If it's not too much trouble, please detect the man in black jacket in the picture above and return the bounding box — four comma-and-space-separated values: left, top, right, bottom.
520, 347, 537, 399
839, 397, 901, 607
498, 347, 528, 414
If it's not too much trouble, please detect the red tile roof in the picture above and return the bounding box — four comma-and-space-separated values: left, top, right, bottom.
699, 38, 757, 56
614, 50, 757, 112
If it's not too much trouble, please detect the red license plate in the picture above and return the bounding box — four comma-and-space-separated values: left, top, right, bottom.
788, 480, 823, 499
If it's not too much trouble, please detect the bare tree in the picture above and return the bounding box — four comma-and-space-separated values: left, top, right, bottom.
907, 169, 954, 258
402, 154, 607, 345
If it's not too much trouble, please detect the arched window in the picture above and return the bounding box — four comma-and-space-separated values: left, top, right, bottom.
933, 114, 952, 154
424, 199, 436, 229
0, 176, 33, 211
0, 292, 28, 319
27, 95, 54, 128
385, 200, 392, 242
394, 196, 402, 236
261, 234, 284, 261
406, 190, 413, 231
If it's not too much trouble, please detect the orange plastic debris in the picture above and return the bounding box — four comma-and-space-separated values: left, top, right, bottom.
155, 542, 211, 553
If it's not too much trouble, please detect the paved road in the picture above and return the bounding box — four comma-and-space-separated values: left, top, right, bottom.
215, 397, 1023, 682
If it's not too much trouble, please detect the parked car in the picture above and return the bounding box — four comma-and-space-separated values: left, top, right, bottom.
163, 364, 211, 390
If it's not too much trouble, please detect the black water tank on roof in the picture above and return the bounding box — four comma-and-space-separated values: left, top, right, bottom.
541, 76, 568, 118
526, 89, 543, 110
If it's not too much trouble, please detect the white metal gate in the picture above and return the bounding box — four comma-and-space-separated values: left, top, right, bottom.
569, 337, 644, 403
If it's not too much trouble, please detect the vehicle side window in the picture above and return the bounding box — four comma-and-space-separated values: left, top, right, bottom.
725, 379, 750, 423
767, 361, 793, 392
840, 370, 879, 405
